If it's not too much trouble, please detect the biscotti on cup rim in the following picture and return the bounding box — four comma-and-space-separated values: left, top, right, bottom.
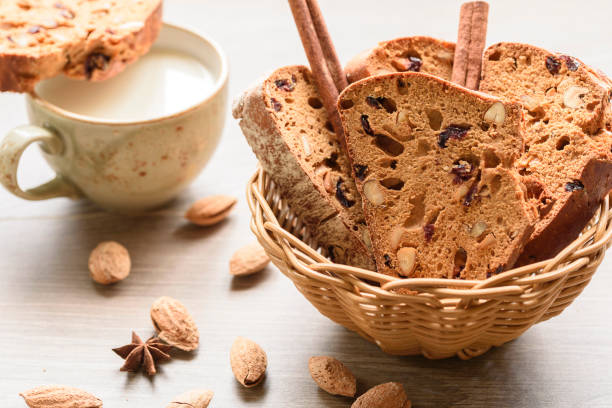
480, 42, 612, 264
338, 72, 537, 279
0, 0, 163, 93
345, 36, 455, 84
233, 65, 374, 270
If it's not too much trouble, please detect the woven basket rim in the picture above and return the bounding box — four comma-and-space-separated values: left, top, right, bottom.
247, 166, 610, 358
247, 166, 612, 299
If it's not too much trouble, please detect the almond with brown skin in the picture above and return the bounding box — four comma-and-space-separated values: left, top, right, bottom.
166, 389, 213, 408
308, 356, 356, 397
229, 242, 270, 276
352, 382, 411, 408
88, 241, 130, 285
20, 385, 102, 408
185, 195, 237, 226
150, 296, 199, 351
230, 336, 267, 388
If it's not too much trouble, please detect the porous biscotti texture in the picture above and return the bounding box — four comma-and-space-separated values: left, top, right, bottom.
233, 65, 374, 270
345, 36, 455, 84
481, 43, 612, 264
0, 0, 162, 92
338, 72, 537, 279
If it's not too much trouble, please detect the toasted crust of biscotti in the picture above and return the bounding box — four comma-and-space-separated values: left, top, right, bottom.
0, 0, 162, 93
480, 42, 612, 264
338, 73, 536, 279
345, 36, 455, 84
233, 66, 374, 269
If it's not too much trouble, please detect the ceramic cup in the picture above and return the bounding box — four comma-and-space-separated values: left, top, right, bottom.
0, 23, 228, 212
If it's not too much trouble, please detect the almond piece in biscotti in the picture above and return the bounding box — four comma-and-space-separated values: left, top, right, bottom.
470, 221, 488, 238
352, 382, 411, 408
396, 247, 417, 277
20, 385, 102, 408
308, 356, 356, 397
363, 179, 385, 205
563, 86, 589, 108
185, 195, 237, 226
150, 296, 199, 351
166, 390, 213, 408
88, 241, 131, 285
230, 337, 267, 388
483, 101, 506, 125
229, 242, 270, 276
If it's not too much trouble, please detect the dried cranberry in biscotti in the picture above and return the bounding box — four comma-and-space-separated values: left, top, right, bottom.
438, 125, 470, 148
85, 52, 110, 79
545, 55, 561, 75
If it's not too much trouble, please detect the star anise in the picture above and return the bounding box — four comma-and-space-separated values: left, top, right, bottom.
112, 332, 172, 375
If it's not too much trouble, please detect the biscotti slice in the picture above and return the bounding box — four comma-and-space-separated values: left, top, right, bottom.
481, 43, 612, 264
338, 72, 537, 279
345, 36, 455, 84
233, 65, 374, 269
0, 0, 162, 92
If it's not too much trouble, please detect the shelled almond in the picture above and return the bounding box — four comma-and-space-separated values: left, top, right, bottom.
308, 356, 356, 397
229, 242, 270, 276
20, 385, 102, 408
88, 241, 131, 285
150, 296, 199, 351
166, 390, 213, 408
185, 195, 237, 226
352, 382, 411, 408
230, 337, 267, 388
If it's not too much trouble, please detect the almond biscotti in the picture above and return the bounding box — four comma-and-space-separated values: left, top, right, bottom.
233, 65, 374, 269
345, 36, 455, 84
338, 73, 537, 279
0, 0, 162, 92
480, 43, 612, 264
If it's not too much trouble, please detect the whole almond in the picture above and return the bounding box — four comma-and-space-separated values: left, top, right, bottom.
20, 385, 102, 408
88, 241, 131, 285
352, 382, 411, 408
150, 296, 199, 351
166, 389, 213, 408
230, 336, 267, 388
185, 195, 237, 226
308, 356, 356, 397
229, 242, 270, 276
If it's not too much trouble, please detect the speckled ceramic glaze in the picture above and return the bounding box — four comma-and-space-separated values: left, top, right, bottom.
0, 23, 228, 212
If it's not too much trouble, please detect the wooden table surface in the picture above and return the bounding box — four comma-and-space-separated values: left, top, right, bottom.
1, 1, 611, 407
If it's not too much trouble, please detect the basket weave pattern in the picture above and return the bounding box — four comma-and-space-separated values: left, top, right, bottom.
247, 167, 612, 359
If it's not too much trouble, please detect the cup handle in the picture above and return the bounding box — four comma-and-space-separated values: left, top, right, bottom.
0, 125, 81, 200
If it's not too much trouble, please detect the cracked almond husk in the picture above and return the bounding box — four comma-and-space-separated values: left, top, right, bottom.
20, 385, 102, 408
229, 241, 270, 276
150, 296, 199, 351
352, 382, 411, 408
112, 331, 172, 375
185, 195, 237, 226
308, 356, 356, 397
166, 389, 214, 408
88, 241, 131, 285
230, 336, 267, 388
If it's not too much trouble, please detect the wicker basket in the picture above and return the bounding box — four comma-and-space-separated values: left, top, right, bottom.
246, 167, 612, 359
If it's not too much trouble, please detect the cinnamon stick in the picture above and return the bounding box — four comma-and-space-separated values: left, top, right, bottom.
451, 1, 489, 90
288, 0, 347, 150
305, 0, 348, 92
